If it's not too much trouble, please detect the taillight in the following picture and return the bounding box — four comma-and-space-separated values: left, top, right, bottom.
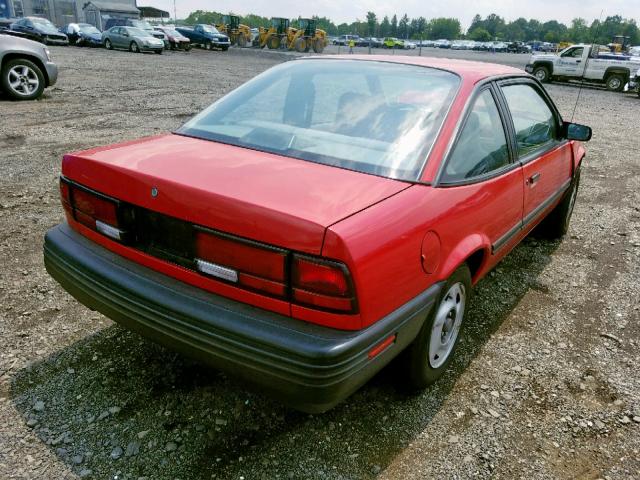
194, 228, 287, 298
292, 255, 356, 313
61, 177, 124, 241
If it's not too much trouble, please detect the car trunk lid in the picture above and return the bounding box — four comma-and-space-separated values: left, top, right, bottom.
62, 133, 410, 255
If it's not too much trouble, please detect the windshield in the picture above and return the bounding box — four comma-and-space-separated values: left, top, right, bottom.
178, 60, 459, 181
79, 25, 100, 34
200, 25, 219, 33
32, 18, 56, 28
127, 27, 150, 37
130, 20, 153, 30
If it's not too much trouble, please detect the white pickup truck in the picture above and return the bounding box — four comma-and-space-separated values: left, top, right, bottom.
525, 44, 640, 91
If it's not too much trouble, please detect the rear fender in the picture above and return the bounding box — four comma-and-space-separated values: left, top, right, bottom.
439, 233, 491, 285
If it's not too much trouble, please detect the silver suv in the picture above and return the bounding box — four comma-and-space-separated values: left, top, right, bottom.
0, 33, 58, 100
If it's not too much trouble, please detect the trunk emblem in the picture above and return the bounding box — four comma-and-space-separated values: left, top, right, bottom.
151, 187, 158, 198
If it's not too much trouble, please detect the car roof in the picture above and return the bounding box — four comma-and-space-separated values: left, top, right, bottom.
316, 55, 525, 83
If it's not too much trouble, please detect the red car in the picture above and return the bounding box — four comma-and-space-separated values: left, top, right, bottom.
153, 26, 191, 50
44, 56, 591, 412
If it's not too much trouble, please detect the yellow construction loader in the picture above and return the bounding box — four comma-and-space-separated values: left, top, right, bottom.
289, 18, 327, 53
254, 17, 291, 50
215, 15, 252, 47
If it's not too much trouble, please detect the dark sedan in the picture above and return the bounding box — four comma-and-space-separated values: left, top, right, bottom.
60, 23, 102, 47
10, 17, 68, 45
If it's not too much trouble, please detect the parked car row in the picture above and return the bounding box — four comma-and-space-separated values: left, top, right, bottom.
3, 17, 230, 54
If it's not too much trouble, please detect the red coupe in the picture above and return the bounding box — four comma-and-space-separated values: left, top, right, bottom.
44, 56, 591, 412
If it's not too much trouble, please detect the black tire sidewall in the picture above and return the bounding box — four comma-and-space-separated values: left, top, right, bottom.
534, 66, 549, 82
1, 58, 45, 101
399, 265, 473, 390
606, 74, 624, 92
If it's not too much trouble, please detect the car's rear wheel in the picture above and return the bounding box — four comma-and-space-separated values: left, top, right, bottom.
130, 42, 140, 53
1, 58, 45, 100
605, 74, 625, 92
155, 49, 163, 54
398, 265, 472, 389
533, 65, 551, 83
104, 39, 112, 50
538, 168, 581, 239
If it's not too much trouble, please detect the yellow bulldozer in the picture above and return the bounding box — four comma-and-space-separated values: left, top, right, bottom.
215, 15, 251, 47
289, 18, 328, 53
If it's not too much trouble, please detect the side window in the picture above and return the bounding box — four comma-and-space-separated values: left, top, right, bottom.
443, 89, 510, 182
501, 84, 557, 157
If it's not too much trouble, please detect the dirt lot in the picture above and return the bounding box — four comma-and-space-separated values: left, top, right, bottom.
0, 46, 639, 480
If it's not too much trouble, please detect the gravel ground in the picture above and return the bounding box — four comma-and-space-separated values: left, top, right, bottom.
0, 45, 638, 480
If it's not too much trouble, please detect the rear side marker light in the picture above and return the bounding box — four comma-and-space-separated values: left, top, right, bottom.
195, 259, 239, 283
368, 334, 397, 359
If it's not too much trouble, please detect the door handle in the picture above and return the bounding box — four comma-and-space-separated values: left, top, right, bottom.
527, 173, 541, 186
576, 60, 582, 63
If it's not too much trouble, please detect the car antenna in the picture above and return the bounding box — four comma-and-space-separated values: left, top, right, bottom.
571, 10, 603, 122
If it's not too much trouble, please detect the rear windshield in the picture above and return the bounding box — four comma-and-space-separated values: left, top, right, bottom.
177, 60, 459, 181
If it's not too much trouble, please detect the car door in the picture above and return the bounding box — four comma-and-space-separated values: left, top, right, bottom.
435, 84, 524, 258
555, 46, 584, 77
498, 80, 573, 232
114, 27, 127, 48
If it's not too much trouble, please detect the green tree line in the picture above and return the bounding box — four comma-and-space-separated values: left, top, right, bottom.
182, 10, 639, 44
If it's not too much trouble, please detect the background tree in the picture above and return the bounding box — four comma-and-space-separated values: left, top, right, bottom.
428, 18, 461, 39
366, 11, 377, 37
379, 15, 390, 37
468, 27, 491, 42
399, 14, 409, 39
391, 14, 398, 37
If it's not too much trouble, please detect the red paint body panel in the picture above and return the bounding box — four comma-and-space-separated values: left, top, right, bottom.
62, 134, 409, 256
522, 143, 573, 220
323, 164, 524, 327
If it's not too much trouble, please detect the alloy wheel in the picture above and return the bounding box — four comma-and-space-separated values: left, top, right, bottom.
7, 65, 39, 97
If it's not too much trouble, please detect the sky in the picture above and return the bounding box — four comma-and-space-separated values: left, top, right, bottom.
143, 0, 640, 30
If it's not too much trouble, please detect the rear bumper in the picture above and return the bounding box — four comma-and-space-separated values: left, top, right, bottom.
44, 224, 441, 412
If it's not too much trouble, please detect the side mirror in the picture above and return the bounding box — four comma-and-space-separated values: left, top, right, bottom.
122, 32, 129, 37
562, 122, 592, 142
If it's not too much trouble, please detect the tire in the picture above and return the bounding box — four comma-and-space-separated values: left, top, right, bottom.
294, 37, 307, 53
398, 265, 472, 390
237, 35, 247, 48
155, 49, 163, 55
1, 58, 46, 100
267, 35, 280, 50
312, 39, 324, 54
221, 46, 229, 51
605, 74, 625, 92
104, 39, 112, 50
537, 168, 581, 239
130, 42, 140, 53
533, 65, 551, 83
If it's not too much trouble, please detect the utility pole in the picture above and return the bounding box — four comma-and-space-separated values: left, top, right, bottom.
173, 0, 177, 25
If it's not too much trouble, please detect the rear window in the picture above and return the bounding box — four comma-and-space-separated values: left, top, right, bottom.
177, 60, 459, 181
